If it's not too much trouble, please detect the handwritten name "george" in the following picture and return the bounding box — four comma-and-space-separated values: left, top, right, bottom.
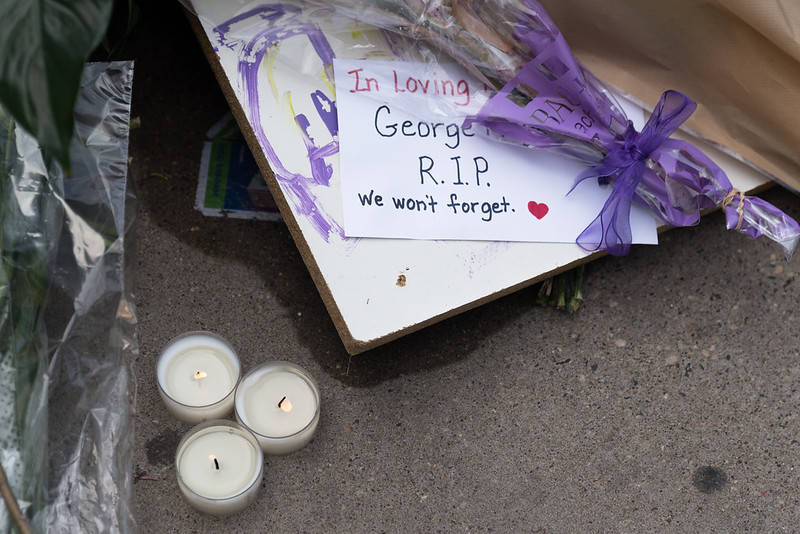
348, 68, 471, 107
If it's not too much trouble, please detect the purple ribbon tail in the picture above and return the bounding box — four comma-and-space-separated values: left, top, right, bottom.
575, 161, 643, 256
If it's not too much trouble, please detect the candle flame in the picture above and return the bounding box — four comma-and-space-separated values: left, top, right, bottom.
194, 371, 208, 379
279, 397, 293, 413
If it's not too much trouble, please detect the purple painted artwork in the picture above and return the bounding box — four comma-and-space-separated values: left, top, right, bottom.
211, 4, 343, 242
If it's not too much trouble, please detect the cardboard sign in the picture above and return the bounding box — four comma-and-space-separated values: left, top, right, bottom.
188, 1, 773, 353
335, 59, 658, 244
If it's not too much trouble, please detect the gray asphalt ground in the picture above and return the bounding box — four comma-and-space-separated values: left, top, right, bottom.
129, 3, 800, 532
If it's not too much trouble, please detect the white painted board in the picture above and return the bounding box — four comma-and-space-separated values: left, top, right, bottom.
185, 0, 770, 353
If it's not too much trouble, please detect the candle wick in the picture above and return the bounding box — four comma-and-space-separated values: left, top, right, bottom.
214, 458, 220, 470
278, 396, 287, 409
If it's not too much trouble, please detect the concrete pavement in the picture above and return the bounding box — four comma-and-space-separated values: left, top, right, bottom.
128, 3, 800, 532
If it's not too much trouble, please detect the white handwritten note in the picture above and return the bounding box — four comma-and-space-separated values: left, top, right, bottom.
334, 59, 658, 244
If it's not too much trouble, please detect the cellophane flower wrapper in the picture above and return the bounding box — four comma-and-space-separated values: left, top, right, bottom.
309, 0, 800, 257
0, 62, 137, 533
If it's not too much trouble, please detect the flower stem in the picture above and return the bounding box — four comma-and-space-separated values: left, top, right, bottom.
537, 265, 585, 313
0, 460, 33, 534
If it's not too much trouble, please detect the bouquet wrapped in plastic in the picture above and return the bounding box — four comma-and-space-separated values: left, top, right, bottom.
314, 0, 800, 257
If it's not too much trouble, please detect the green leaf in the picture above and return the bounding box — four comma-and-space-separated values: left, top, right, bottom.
0, 0, 114, 169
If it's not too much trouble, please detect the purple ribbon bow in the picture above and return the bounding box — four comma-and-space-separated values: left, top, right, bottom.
573, 90, 695, 256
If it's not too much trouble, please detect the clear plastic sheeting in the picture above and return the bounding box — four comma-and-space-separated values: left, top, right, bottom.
301, 0, 800, 257
178, 0, 800, 262
0, 61, 136, 533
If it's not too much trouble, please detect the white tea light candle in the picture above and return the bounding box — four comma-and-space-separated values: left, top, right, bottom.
156, 332, 241, 423
235, 362, 321, 455
176, 420, 263, 515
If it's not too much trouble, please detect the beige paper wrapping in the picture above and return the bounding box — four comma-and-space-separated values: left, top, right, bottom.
539, 0, 800, 191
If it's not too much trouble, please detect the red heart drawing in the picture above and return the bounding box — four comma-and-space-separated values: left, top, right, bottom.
527, 201, 549, 220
